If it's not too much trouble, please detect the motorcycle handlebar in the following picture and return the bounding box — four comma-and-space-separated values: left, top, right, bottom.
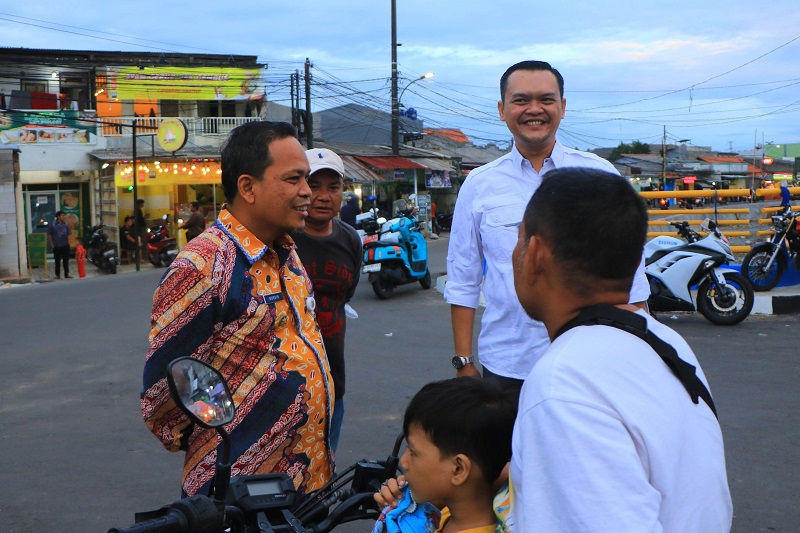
109, 495, 223, 533
108, 509, 188, 533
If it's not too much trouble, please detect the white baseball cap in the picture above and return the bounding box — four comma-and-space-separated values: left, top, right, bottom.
306, 148, 344, 178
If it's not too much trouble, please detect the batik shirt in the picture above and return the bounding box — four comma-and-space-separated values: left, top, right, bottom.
142, 209, 334, 497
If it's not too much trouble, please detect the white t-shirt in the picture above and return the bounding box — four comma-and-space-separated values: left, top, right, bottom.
509, 310, 732, 532
444, 141, 650, 379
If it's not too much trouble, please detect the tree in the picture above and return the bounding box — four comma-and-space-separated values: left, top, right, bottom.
609, 141, 651, 161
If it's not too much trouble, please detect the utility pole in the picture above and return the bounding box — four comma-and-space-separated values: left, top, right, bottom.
751, 128, 757, 194
131, 118, 141, 271
391, 0, 399, 155
661, 125, 666, 186
290, 72, 297, 131
304, 58, 313, 149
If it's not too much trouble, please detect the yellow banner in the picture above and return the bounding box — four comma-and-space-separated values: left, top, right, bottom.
104, 66, 264, 101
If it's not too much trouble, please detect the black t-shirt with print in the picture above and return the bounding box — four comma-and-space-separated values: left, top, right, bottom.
292, 218, 362, 398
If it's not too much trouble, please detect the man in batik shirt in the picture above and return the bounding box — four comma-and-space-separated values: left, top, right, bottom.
142, 121, 334, 497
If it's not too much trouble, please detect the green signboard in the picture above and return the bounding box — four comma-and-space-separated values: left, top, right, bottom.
28, 233, 48, 269
0, 110, 97, 144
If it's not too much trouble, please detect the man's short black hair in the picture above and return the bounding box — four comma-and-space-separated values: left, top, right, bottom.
403, 377, 517, 484
55, 210, 65, 217
521, 167, 648, 297
136, 199, 145, 206
500, 60, 565, 102
221, 121, 298, 203
191, 201, 200, 209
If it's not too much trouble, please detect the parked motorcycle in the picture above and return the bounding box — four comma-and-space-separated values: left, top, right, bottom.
362, 208, 431, 299
86, 224, 119, 274
109, 357, 400, 533
435, 212, 453, 232
741, 206, 800, 291
147, 214, 179, 267
645, 219, 754, 325
679, 197, 705, 210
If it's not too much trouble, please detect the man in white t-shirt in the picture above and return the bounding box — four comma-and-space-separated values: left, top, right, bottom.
508, 167, 732, 532
444, 60, 649, 397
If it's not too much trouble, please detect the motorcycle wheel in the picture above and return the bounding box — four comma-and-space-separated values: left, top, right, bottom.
696, 272, 754, 325
149, 252, 162, 267
108, 262, 117, 274
419, 269, 432, 289
161, 251, 176, 267
741, 247, 784, 292
371, 277, 394, 300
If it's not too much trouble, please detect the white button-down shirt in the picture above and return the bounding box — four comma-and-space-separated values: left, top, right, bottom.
444, 141, 650, 379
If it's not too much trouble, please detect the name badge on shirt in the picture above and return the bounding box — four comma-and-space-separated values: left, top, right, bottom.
260, 293, 284, 304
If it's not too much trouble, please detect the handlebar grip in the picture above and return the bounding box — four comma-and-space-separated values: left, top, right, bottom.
108, 509, 187, 533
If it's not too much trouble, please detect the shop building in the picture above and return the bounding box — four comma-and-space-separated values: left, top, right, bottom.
0, 47, 266, 260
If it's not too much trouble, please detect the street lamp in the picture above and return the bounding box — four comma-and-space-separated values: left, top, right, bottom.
392, 72, 434, 155
399, 72, 434, 104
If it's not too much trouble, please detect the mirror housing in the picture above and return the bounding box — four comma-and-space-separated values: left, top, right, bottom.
167, 357, 235, 429
167, 357, 235, 505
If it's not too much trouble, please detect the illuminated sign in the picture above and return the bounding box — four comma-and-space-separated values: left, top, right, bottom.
157, 118, 188, 152
773, 173, 793, 181
683, 175, 696, 184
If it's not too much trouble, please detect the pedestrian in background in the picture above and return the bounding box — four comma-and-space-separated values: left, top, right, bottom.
292, 148, 362, 453
133, 198, 147, 260
444, 60, 650, 400
180, 201, 206, 241
142, 121, 334, 498
120, 216, 139, 256
48, 210, 72, 279
339, 192, 360, 228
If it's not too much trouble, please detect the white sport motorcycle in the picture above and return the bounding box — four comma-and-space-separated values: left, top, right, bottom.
645, 219, 754, 325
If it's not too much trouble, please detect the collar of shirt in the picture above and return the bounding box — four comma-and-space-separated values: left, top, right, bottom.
509, 139, 565, 175
215, 209, 296, 265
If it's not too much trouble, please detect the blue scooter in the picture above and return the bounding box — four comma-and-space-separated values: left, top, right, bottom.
362, 207, 431, 299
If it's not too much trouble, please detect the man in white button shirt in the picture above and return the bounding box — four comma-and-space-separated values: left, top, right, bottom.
444, 60, 650, 396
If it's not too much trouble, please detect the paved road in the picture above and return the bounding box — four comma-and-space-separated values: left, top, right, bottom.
0, 236, 797, 532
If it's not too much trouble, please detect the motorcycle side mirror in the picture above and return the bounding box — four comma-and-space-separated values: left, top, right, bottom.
167, 357, 234, 505
167, 357, 235, 429
377, 217, 387, 225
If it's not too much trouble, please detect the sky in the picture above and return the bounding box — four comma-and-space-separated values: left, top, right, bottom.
2, 1, 799, 154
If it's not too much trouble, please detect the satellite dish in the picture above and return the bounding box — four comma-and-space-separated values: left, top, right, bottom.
405, 107, 418, 120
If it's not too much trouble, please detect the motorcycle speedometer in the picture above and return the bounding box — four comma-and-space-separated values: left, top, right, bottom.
228, 473, 297, 512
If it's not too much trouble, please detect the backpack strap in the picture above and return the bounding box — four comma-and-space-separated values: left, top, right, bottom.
554, 304, 718, 419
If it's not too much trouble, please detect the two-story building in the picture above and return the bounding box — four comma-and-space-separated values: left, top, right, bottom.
1, 47, 268, 273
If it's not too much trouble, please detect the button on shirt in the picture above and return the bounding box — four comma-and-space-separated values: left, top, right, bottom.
444, 141, 650, 380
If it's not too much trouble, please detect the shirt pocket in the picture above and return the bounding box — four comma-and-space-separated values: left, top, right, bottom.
483, 207, 520, 264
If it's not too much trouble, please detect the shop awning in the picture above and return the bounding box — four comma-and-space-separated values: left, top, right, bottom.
354, 155, 425, 170
406, 157, 456, 172
341, 156, 390, 183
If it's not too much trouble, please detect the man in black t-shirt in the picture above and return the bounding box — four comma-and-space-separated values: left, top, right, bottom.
292, 148, 362, 453
120, 215, 139, 252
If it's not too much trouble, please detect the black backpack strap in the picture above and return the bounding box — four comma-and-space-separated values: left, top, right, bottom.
554, 304, 718, 419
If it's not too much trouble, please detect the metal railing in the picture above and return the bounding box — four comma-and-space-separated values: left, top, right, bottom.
641, 187, 800, 254
99, 116, 261, 137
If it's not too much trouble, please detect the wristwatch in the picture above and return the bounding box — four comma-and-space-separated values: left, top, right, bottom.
451, 355, 475, 370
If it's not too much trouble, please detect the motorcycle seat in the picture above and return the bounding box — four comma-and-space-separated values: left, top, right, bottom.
364, 240, 402, 250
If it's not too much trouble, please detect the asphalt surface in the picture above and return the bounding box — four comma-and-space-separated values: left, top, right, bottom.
0, 235, 797, 532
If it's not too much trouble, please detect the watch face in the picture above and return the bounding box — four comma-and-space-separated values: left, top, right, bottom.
452, 356, 464, 369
